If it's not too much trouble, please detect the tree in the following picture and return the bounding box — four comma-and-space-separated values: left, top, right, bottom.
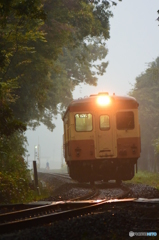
157, 10, 159, 22
129, 57, 159, 171
0, 0, 47, 129
0, 0, 112, 131
0, 0, 113, 202
0, 0, 47, 203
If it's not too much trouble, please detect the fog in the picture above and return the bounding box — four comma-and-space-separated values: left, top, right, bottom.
25, 0, 159, 169
26, 117, 63, 169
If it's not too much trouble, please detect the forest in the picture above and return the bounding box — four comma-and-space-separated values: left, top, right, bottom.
130, 57, 159, 172
0, 0, 114, 203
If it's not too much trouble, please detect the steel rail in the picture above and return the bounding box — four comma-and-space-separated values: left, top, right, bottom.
0, 201, 94, 224
0, 188, 99, 224
0, 180, 128, 224
39, 172, 71, 181
0, 198, 136, 235
0, 176, 132, 234
0, 202, 49, 213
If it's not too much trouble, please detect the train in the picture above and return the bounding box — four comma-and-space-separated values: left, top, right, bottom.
62, 92, 141, 184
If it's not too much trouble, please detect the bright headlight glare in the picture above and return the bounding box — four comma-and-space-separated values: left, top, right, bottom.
97, 95, 110, 106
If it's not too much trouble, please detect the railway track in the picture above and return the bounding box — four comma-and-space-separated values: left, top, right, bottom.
0, 198, 137, 235
49, 172, 71, 181
0, 183, 131, 234
1, 199, 159, 238
0, 186, 99, 234
1, 172, 159, 238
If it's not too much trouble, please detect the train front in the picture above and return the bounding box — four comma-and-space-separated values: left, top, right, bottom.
63, 92, 141, 184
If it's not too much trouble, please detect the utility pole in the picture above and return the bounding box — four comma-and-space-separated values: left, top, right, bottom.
34, 144, 40, 169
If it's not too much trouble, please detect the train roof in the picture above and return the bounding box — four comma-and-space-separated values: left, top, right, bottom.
63, 92, 139, 120
72, 93, 136, 103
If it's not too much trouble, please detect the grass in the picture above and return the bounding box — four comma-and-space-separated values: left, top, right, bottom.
29, 188, 50, 202
29, 179, 55, 202
126, 171, 159, 190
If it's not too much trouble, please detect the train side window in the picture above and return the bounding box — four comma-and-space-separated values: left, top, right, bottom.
75, 113, 92, 132
100, 115, 110, 130
116, 111, 134, 130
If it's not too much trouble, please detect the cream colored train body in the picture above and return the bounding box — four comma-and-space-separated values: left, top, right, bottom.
63, 92, 141, 183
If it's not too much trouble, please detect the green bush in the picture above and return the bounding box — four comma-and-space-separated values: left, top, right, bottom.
0, 134, 33, 204
0, 169, 32, 203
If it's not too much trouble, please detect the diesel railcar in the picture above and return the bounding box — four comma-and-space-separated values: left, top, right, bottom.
62, 92, 141, 184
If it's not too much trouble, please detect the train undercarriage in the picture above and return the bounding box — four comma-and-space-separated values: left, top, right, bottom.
67, 159, 137, 184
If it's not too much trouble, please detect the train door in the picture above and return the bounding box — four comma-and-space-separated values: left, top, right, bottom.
96, 112, 114, 158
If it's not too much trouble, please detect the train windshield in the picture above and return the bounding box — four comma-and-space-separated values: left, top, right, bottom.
75, 113, 92, 132
116, 111, 134, 130
100, 115, 110, 130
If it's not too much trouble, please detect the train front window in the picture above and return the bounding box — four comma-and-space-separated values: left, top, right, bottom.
100, 115, 110, 130
75, 113, 92, 132
116, 111, 134, 130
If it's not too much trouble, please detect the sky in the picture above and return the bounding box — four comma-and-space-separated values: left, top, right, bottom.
26, 0, 159, 169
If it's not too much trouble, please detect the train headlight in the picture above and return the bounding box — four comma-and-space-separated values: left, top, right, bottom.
97, 95, 111, 106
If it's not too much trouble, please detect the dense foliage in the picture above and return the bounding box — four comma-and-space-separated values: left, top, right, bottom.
0, 0, 113, 203
0, 134, 32, 203
130, 57, 159, 172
